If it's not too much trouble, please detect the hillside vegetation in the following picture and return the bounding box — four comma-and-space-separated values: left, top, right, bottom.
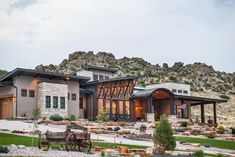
35, 51, 235, 127
0, 70, 7, 79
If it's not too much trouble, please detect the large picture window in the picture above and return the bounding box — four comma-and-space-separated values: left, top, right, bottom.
45, 96, 51, 108
98, 99, 104, 112
53, 96, 58, 108
125, 101, 130, 115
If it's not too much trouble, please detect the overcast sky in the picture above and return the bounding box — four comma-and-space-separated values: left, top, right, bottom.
0, 0, 235, 72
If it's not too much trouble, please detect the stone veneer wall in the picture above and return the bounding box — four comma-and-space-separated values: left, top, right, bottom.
37, 82, 68, 118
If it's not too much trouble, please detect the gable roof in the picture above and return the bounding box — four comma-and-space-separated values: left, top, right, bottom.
0, 68, 90, 83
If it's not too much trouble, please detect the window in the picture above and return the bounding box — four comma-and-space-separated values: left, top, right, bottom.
183, 90, 188, 94
172, 89, 177, 93
178, 90, 182, 93
71, 94, 76, 101
29, 90, 35, 97
79, 97, 83, 109
21, 89, 27, 97
53, 96, 58, 108
99, 75, 104, 80
60, 97, 65, 109
45, 96, 51, 108
68, 93, 70, 100
93, 74, 98, 80
105, 76, 109, 80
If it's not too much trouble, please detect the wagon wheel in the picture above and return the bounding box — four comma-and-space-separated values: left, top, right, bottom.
79, 139, 91, 153
66, 133, 77, 151
38, 134, 50, 151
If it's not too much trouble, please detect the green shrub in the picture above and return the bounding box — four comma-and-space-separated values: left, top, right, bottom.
0, 145, 8, 153
180, 121, 188, 127
96, 110, 109, 123
70, 115, 76, 121
193, 150, 204, 157
49, 114, 63, 121
32, 106, 41, 120
219, 95, 230, 100
113, 127, 120, 132
216, 154, 225, 157
231, 127, 235, 135
153, 116, 176, 150
217, 126, 225, 134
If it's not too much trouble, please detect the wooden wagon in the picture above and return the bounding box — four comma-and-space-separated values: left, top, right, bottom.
38, 124, 91, 152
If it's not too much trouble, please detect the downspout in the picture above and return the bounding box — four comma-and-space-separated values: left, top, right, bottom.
11, 84, 18, 117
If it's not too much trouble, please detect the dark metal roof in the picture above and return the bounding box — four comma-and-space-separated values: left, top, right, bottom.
131, 87, 227, 104
84, 65, 118, 73
0, 81, 12, 87
81, 76, 139, 86
174, 94, 227, 104
80, 88, 93, 94
0, 68, 90, 83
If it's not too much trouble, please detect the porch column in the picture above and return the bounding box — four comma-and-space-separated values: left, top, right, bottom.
213, 102, 217, 124
170, 95, 174, 115
123, 100, 126, 120
200, 102, 205, 123
110, 99, 113, 119
130, 99, 134, 121
147, 96, 152, 113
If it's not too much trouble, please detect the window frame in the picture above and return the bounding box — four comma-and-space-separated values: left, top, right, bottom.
29, 90, 35, 97
53, 96, 58, 108
21, 89, 27, 97
71, 93, 76, 101
93, 74, 98, 80
99, 75, 104, 80
45, 96, 51, 108
172, 89, 177, 93
178, 90, 182, 93
183, 90, 188, 94
60, 97, 65, 109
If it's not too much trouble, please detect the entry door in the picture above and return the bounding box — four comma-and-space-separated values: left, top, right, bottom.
1, 98, 13, 119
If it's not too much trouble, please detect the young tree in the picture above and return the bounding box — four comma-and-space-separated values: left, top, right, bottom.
153, 115, 176, 150
32, 106, 41, 120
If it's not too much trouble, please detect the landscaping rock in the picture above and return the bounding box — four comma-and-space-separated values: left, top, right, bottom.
18, 145, 26, 149
8, 144, 17, 151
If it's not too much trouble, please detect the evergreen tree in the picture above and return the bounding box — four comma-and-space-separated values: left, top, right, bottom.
153, 115, 176, 150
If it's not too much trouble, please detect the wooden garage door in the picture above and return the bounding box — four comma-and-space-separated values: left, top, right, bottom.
0, 98, 13, 119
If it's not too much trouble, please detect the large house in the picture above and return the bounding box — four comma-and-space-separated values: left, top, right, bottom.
0, 66, 227, 124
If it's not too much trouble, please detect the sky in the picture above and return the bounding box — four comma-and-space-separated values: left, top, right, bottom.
0, 0, 235, 73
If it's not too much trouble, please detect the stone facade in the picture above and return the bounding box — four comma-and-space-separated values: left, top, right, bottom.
37, 82, 68, 118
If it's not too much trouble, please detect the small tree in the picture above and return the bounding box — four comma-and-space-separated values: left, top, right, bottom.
32, 106, 41, 120
96, 110, 109, 123
153, 116, 176, 150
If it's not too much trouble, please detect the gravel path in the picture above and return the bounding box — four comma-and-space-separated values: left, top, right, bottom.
0, 147, 99, 157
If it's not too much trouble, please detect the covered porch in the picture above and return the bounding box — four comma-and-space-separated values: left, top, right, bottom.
130, 88, 227, 123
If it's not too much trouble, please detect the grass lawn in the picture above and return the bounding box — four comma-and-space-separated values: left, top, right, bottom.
176, 136, 235, 150
0, 133, 234, 150
0, 132, 147, 149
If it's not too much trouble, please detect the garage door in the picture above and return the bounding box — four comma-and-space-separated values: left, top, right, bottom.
0, 97, 13, 119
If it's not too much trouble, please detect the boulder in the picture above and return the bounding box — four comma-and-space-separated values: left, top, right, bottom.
17, 145, 26, 149
8, 144, 17, 151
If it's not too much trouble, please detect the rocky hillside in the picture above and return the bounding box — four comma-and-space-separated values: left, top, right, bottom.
0, 70, 8, 79
35, 51, 234, 127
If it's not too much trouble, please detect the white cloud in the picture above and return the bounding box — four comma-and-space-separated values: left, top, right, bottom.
0, 0, 234, 72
